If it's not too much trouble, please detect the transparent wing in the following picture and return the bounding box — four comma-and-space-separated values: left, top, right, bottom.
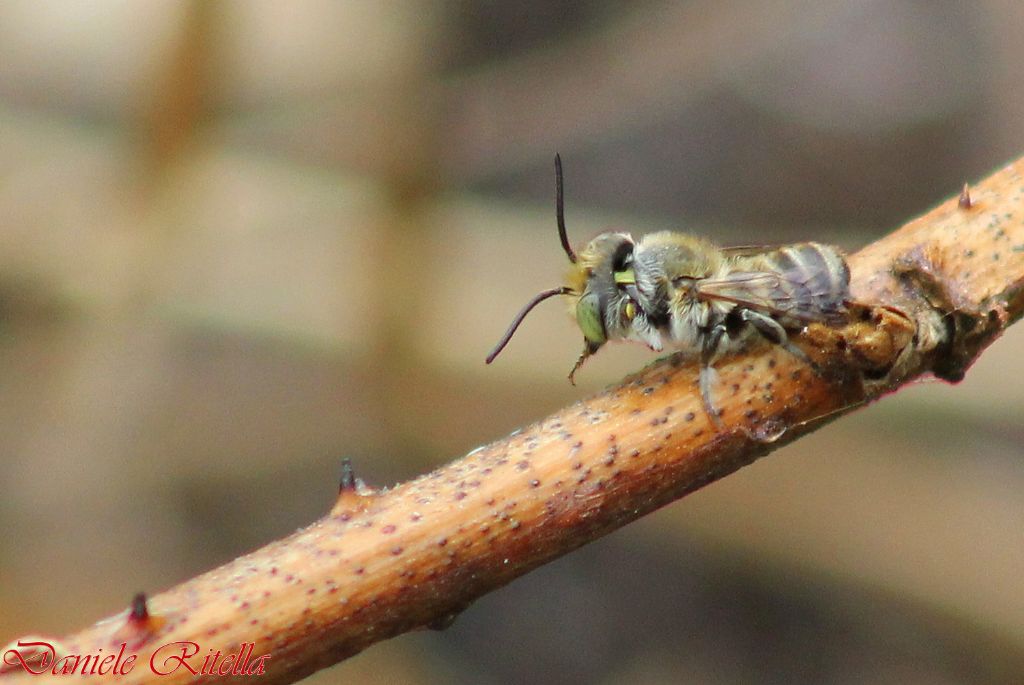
717, 245, 777, 258
696, 270, 839, 322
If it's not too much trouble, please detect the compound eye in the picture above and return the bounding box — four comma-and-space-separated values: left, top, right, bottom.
575, 291, 607, 346
611, 240, 633, 272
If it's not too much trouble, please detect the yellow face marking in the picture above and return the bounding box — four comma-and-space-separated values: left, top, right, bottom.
614, 269, 635, 285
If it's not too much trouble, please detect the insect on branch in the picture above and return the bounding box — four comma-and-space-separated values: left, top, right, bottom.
488, 156, 877, 425
4, 159, 1024, 685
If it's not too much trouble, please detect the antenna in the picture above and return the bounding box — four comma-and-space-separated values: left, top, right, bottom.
485, 287, 572, 363
555, 154, 576, 263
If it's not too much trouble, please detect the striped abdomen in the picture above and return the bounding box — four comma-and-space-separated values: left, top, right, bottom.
756, 242, 850, 323
698, 242, 851, 326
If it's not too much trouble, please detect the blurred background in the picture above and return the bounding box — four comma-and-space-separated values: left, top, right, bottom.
1, 1, 1023, 683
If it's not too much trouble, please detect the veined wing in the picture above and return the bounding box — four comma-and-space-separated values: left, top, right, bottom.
717, 244, 777, 258
695, 270, 845, 323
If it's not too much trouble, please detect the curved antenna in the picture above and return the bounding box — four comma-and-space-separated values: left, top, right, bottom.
555, 154, 577, 263
486, 286, 573, 364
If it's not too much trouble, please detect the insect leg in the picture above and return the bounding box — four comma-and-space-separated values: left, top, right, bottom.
699, 323, 727, 428
568, 340, 602, 385
738, 309, 819, 371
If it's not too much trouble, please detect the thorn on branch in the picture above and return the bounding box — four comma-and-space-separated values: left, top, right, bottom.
333, 457, 377, 518
129, 592, 149, 622
958, 182, 973, 209
338, 458, 358, 494
111, 591, 165, 648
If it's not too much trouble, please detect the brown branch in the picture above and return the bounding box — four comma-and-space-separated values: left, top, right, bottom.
5, 159, 1024, 683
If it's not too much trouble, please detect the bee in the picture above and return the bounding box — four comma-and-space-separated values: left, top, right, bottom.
486, 155, 852, 426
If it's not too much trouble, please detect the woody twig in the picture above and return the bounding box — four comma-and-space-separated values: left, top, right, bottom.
4, 159, 1024, 684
